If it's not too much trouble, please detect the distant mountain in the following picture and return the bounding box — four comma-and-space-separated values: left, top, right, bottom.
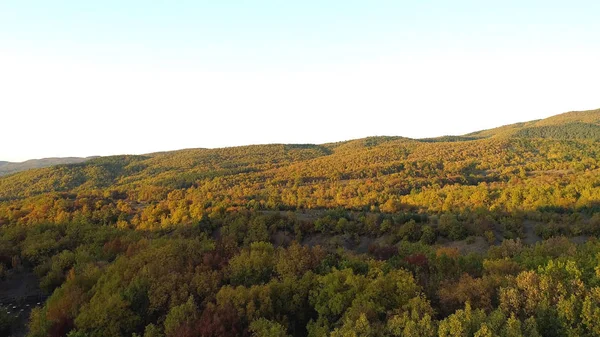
0, 157, 93, 176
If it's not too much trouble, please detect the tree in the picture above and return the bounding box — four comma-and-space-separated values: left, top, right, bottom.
143, 324, 164, 337
249, 318, 290, 337
438, 303, 487, 337
474, 323, 496, 337
197, 303, 247, 337
228, 242, 275, 286
420, 225, 437, 244
163, 296, 198, 337
275, 242, 325, 279
331, 313, 374, 337
386, 296, 436, 337
501, 314, 522, 337
309, 268, 364, 322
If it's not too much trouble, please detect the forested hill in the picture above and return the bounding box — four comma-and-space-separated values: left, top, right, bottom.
1, 108, 600, 337
1, 108, 599, 230
0, 157, 92, 177
1, 108, 598, 200
465, 108, 600, 140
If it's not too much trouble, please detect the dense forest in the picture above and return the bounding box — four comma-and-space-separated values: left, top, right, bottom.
1, 109, 600, 337
0, 158, 91, 177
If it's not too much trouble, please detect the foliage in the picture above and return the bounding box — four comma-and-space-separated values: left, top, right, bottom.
0, 109, 599, 336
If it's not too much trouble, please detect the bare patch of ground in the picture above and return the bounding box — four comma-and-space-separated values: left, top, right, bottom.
0, 270, 46, 337
352, 236, 376, 254
570, 235, 591, 244
522, 220, 543, 245
302, 233, 334, 249
440, 236, 490, 255
272, 230, 295, 247
301, 233, 370, 252
261, 209, 325, 222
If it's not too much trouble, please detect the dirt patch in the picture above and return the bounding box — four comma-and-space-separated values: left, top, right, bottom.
261, 209, 324, 222
522, 221, 543, 245
301, 233, 396, 254
570, 235, 591, 244
0, 270, 46, 337
353, 236, 376, 254
301, 233, 360, 251
440, 236, 490, 255
302, 233, 332, 249
353, 235, 396, 254
272, 230, 295, 247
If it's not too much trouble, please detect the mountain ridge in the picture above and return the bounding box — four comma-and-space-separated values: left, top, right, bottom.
1, 108, 598, 179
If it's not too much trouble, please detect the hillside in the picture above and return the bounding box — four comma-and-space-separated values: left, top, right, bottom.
465, 108, 600, 140
0, 157, 92, 177
0, 108, 600, 337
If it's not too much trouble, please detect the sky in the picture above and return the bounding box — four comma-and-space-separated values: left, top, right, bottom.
1, 1, 599, 162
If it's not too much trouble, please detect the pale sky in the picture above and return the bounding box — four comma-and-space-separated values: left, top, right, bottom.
1, 1, 599, 162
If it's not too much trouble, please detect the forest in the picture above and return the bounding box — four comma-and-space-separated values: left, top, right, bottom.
0, 109, 599, 337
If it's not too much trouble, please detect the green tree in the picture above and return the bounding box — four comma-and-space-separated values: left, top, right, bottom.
249, 318, 290, 337
164, 296, 198, 337
228, 242, 275, 286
